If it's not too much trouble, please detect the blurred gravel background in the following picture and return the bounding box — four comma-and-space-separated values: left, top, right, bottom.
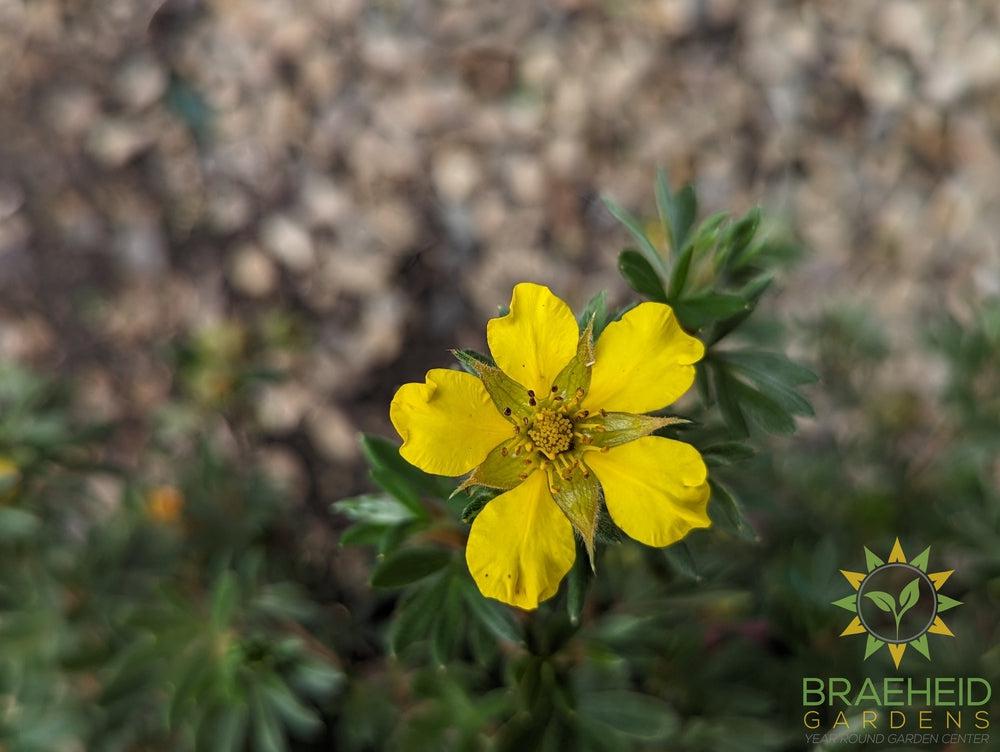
1, 0, 998, 499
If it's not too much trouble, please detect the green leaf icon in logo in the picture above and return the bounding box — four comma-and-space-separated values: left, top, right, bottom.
897, 577, 920, 616
864, 577, 921, 641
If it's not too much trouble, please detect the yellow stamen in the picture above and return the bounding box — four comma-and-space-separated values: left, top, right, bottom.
527, 408, 573, 460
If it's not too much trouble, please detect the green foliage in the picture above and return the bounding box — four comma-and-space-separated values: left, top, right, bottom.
0, 363, 342, 752
4, 173, 998, 751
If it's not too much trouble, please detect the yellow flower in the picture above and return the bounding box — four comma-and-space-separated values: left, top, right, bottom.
147, 485, 185, 525
390, 283, 711, 609
0, 457, 20, 504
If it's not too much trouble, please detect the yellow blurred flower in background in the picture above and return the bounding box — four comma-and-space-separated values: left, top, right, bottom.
390, 283, 711, 609
146, 485, 185, 525
0, 457, 21, 504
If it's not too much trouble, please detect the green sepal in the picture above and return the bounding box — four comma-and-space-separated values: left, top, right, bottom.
583, 412, 689, 449
452, 438, 537, 496
550, 467, 601, 570
451, 349, 532, 424
550, 318, 595, 401
578, 290, 610, 338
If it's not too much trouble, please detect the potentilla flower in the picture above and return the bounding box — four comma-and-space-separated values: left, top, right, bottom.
390, 283, 711, 609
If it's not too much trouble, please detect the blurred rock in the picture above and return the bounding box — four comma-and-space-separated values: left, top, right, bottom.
229, 245, 278, 298
261, 214, 315, 273
306, 405, 359, 462
433, 148, 481, 203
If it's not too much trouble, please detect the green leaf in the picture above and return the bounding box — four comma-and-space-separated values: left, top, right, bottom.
654, 169, 674, 250
211, 571, 239, 629
702, 442, 756, 467
251, 684, 289, 752
603, 196, 666, 274
462, 580, 523, 643
708, 480, 756, 541
618, 249, 667, 302
260, 676, 321, 738
730, 379, 797, 434
864, 591, 897, 614
671, 293, 749, 330
712, 365, 748, 437
289, 662, 344, 699
339, 521, 390, 547
212, 704, 248, 752
566, 540, 593, 626
736, 369, 814, 418
667, 240, 695, 299
335, 493, 416, 525
0, 507, 40, 541
360, 435, 439, 518
389, 573, 450, 654
655, 169, 697, 254
578, 690, 679, 740
897, 577, 921, 617
431, 578, 464, 664
371, 547, 452, 588
715, 350, 818, 386
663, 541, 700, 580
668, 184, 697, 254
708, 274, 773, 345
722, 207, 761, 268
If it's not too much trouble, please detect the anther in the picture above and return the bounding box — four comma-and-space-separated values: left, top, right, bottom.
501, 446, 508, 456
599, 408, 607, 417
529, 396, 537, 406
575, 388, 585, 400
523, 459, 533, 466
504, 407, 512, 416
518, 472, 529, 480
527, 389, 535, 397
579, 410, 589, 418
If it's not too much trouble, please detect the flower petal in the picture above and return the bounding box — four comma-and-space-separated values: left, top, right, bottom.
487, 283, 579, 396
466, 470, 576, 610
585, 436, 710, 548
583, 303, 704, 414
390, 369, 512, 476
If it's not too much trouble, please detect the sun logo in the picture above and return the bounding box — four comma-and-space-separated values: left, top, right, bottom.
833, 539, 962, 669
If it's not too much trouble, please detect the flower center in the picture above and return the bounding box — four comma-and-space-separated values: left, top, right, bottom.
528, 408, 573, 459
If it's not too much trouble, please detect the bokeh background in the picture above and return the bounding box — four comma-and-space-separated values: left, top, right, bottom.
1, 1, 999, 750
